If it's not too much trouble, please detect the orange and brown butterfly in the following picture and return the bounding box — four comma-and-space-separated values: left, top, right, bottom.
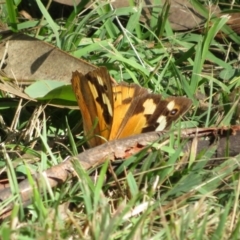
71, 67, 192, 147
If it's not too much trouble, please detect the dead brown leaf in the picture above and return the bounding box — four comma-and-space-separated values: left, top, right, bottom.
0, 34, 96, 84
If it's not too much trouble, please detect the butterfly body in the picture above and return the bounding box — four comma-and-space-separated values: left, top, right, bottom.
71, 67, 192, 147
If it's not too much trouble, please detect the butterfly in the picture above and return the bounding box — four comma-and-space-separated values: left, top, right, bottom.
71, 67, 192, 147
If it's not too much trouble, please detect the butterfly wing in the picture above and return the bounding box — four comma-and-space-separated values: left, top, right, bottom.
144, 96, 192, 132
109, 83, 149, 140
71, 67, 113, 147
72, 67, 192, 146
110, 83, 192, 140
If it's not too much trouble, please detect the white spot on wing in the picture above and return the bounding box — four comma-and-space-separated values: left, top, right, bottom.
88, 82, 98, 98
166, 101, 175, 111
89, 82, 113, 116
143, 99, 156, 114
156, 115, 167, 131
97, 76, 104, 86
102, 93, 113, 116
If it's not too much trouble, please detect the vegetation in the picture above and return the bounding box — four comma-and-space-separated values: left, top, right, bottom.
0, 0, 240, 239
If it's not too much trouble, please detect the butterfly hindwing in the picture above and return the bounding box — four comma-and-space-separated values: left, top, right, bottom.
71, 68, 113, 147
72, 71, 96, 146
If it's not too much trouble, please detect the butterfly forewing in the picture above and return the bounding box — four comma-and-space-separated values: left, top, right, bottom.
111, 88, 192, 139
141, 96, 192, 133
108, 83, 145, 140
110, 83, 151, 140
155, 96, 192, 130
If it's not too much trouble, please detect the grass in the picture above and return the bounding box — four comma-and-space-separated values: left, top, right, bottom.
1, 0, 240, 239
